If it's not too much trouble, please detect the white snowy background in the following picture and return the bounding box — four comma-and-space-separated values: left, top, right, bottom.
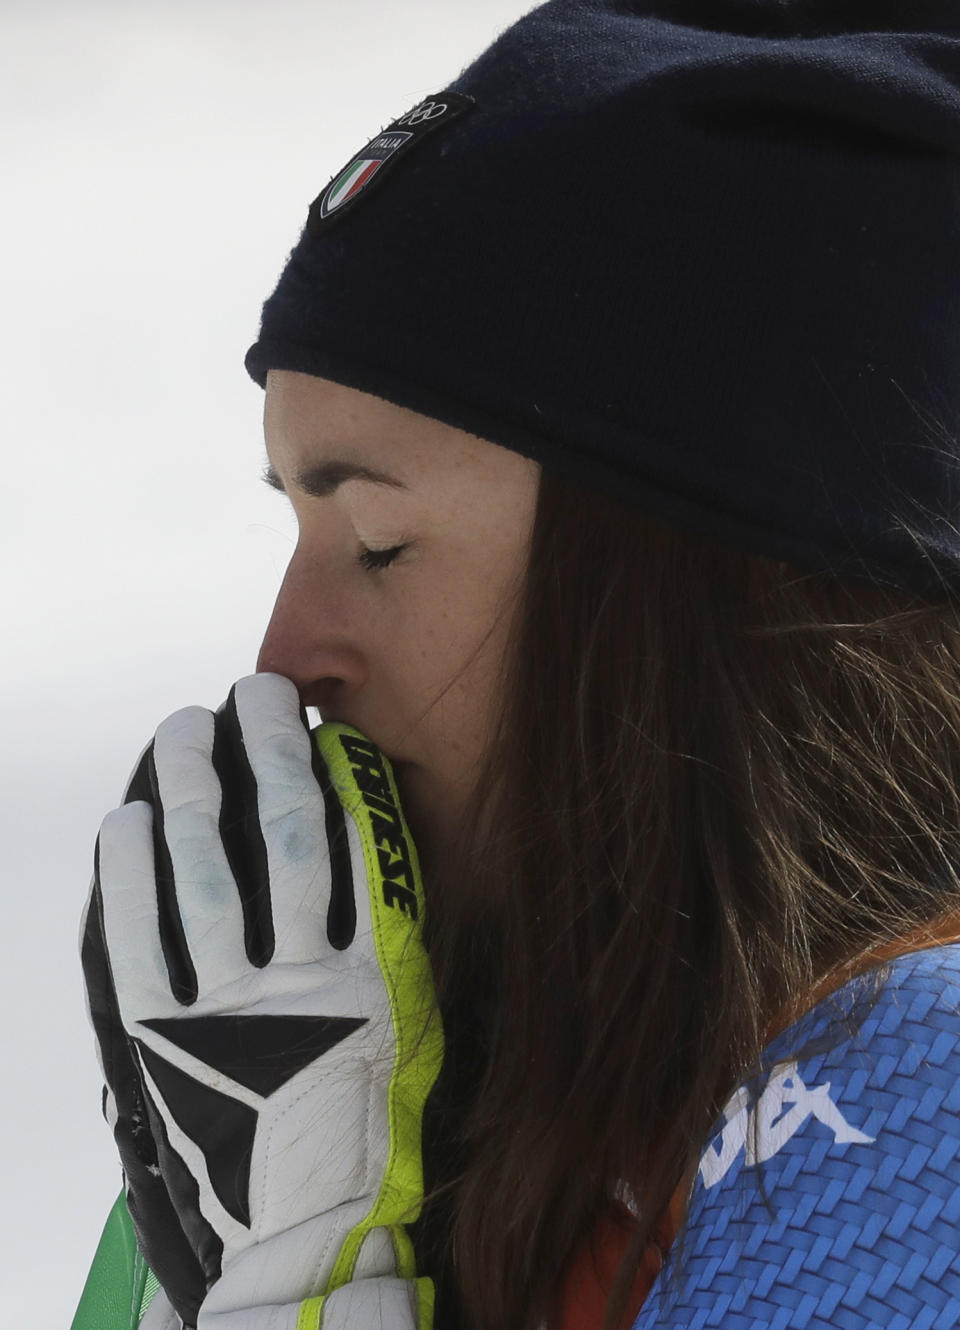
1, 2, 535, 1322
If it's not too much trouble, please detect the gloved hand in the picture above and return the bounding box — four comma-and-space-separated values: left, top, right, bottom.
80, 672, 444, 1330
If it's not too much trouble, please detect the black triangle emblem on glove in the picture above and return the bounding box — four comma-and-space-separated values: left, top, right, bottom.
140, 1013, 368, 1097
135, 1040, 258, 1227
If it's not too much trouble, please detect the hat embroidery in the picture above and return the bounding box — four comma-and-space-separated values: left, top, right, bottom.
307, 92, 475, 233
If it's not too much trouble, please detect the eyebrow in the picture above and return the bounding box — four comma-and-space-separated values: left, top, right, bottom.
262, 458, 408, 498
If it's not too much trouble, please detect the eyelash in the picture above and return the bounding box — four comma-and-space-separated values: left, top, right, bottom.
357, 543, 406, 572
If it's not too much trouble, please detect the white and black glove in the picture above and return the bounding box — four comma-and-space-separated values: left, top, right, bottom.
80, 673, 444, 1330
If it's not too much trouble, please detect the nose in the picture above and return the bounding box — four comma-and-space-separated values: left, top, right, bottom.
256, 548, 369, 711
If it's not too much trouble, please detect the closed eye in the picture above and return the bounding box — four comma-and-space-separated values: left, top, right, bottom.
358, 543, 406, 572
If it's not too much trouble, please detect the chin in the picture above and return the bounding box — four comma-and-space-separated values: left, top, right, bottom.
392, 767, 438, 844
390, 760, 421, 811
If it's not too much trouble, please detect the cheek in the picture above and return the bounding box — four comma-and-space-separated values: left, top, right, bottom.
398, 567, 517, 739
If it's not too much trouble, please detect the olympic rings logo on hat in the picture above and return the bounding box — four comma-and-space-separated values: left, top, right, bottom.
395, 101, 450, 127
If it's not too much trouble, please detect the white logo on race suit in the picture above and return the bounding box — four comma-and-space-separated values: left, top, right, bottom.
699, 1060, 875, 1189
395, 100, 448, 127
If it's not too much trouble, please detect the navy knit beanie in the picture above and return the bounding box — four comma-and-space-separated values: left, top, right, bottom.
245, 0, 960, 601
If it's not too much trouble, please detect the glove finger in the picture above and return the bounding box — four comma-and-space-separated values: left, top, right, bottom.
98, 801, 179, 1014
153, 705, 248, 997
210, 684, 275, 968
230, 673, 340, 966
80, 868, 162, 1175
124, 742, 197, 1005
80, 861, 212, 1316
79, 872, 145, 1144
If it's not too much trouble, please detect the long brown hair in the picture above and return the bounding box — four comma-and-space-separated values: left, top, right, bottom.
416, 463, 960, 1330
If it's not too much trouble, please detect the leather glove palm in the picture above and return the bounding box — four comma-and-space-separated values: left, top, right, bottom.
80, 672, 443, 1330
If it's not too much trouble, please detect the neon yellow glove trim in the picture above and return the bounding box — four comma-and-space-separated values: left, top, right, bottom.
296, 1295, 324, 1330
296, 1276, 435, 1330
309, 724, 444, 1319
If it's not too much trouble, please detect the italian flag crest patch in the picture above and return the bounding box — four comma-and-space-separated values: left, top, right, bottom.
307, 91, 475, 234
320, 133, 413, 219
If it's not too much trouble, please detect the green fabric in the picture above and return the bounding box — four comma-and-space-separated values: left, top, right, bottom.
71, 1190, 159, 1330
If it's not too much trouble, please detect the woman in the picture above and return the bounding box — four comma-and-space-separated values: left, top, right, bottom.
73, 2, 960, 1328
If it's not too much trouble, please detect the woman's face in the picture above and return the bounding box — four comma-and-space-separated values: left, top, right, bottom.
257, 370, 541, 870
